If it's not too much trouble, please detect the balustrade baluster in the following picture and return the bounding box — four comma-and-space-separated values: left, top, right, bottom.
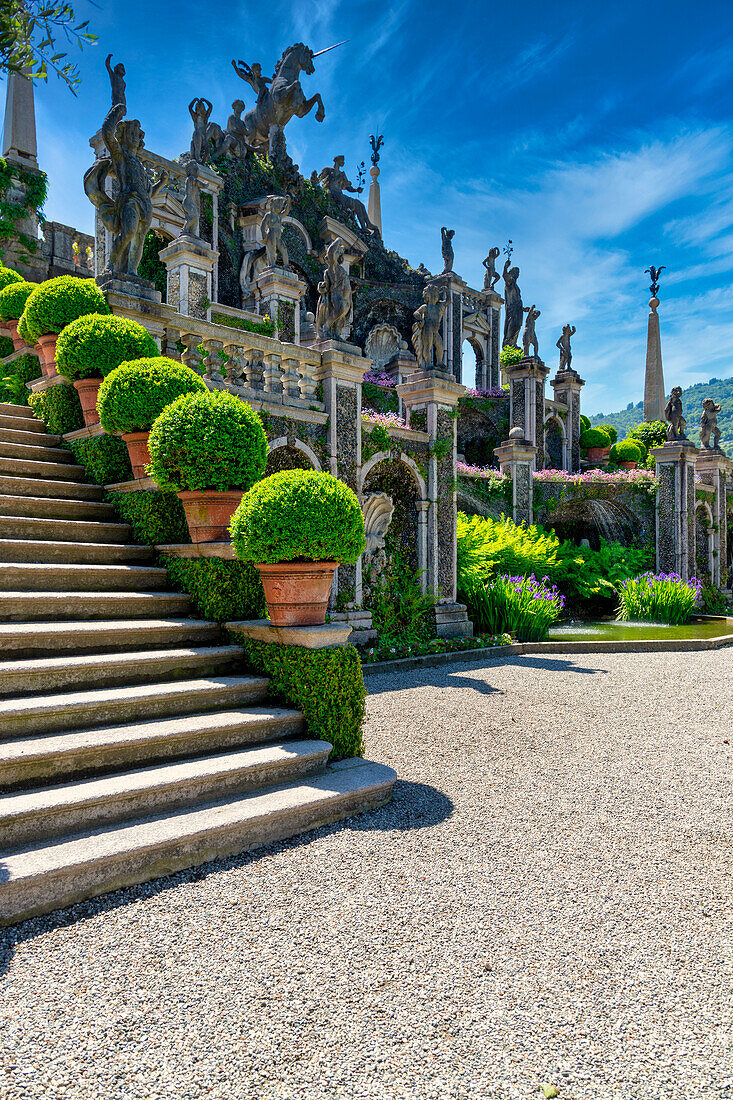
297, 358, 318, 401
262, 352, 282, 394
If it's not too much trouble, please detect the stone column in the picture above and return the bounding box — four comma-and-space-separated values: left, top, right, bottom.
367, 164, 382, 236
696, 449, 733, 587
159, 235, 218, 320
505, 355, 550, 469
643, 297, 665, 423
494, 428, 536, 527
550, 368, 586, 473
252, 266, 308, 345
481, 289, 503, 389
440, 274, 467, 383
653, 441, 698, 581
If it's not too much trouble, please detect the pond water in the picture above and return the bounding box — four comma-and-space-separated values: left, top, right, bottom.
548, 618, 733, 642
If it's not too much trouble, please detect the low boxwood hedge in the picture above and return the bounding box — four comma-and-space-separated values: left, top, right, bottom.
28, 384, 84, 434
68, 433, 132, 485
148, 389, 267, 493
164, 557, 266, 622
0, 281, 35, 322
108, 489, 190, 545
98, 357, 206, 434
56, 314, 160, 381
0, 266, 24, 293
580, 427, 611, 450
20, 277, 110, 342
1, 352, 42, 406
231, 469, 366, 564
0, 336, 14, 359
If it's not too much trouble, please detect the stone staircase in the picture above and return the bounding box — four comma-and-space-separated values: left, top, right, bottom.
0, 403, 395, 925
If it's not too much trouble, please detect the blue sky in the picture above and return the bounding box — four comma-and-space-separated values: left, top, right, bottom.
11, 0, 733, 414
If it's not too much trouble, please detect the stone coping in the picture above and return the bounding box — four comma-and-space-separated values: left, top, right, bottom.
387, 424, 429, 443
157, 542, 235, 559
107, 477, 159, 493
64, 423, 105, 441
227, 619, 352, 649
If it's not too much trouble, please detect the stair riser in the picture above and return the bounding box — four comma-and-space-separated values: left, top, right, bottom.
0, 416, 47, 434
0, 404, 36, 419
0, 517, 131, 544
0, 442, 72, 462
0, 476, 104, 501
0, 565, 167, 592
0, 457, 88, 481
0, 778, 394, 926
0, 496, 113, 521
0, 428, 62, 448
0, 623, 220, 659
1, 714, 306, 788
2, 749, 330, 847
0, 540, 150, 565
0, 594, 190, 621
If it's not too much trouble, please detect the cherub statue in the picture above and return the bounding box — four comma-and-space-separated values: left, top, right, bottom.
522, 304, 540, 358
700, 398, 722, 450
188, 97, 214, 162
316, 238, 352, 339
317, 156, 378, 235
482, 247, 500, 291
182, 160, 200, 238
665, 386, 688, 441
502, 258, 523, 347
441, 227, 455, 274
231, 59, 271, 104
260, 195, 291, 268
210, 101, 247, 160
84, 103, 168, 277
556, 323, 576, 370
412, 283, 448, 369
105, 53, 126, 111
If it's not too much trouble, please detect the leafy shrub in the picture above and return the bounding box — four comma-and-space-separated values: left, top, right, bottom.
698, 581, 731, 615
597, 423, 618, 444
628, 420, 666, 453
56, 314, 159, 381
69, 434, 132, 485
164, 558, 266, 621
0, 335, 14, 359
364, 553, 436, 646
98, 357, 206, 434
149, 389, 267, 493
20, 277, 110, 341
0, 280, 34, 321
580, 427, 611, 450
580, 414, 591, 433
234, 635, 365, 759
463, 573, 565, 641
0, 352, 41, 406
28, 384, 84, 434
500, 344, 523, 367
108, 489, 190, 545
0, 266, 23, 293
617, 572, 701, 624
17, 309, 31, 345
232, 469, 365, 564
609, 439, 643, 464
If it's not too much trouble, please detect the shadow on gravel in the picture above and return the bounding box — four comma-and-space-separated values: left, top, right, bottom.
0, 781, 452, 976
367, 654, 607, 695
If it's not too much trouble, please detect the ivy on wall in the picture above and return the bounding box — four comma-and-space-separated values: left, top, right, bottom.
0, 157, 48, 262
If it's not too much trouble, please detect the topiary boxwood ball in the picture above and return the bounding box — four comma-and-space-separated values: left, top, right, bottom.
0, 281, 35, 322
609, 439, 643, 464
580, 414, 591, 433
580, 427, 611, 450
56, 314, 160, 381
597, 423, 618, 444
0, 266, 24, 294
148, 389, 268, 493
20, 276, 110, 343
231, 469, 366, 565
97, 356, 206, 435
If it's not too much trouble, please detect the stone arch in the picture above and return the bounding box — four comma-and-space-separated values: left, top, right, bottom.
266, 436, 322, 474
461, 337, 484, 389
360, 451, 428, 583
544, 414, 567, 471
695, 499, 714, 578
359, 450, 427, 500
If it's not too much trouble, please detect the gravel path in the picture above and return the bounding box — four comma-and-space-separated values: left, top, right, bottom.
1, 649, 731, 1100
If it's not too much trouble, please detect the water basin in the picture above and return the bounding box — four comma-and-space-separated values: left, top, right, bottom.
548, 617, 733, 643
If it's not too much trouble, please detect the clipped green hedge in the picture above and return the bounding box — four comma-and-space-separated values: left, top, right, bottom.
0, 335, 14, 359
580, 427, 611, 450
56, 314, 160, 381
149, 389, 267, 492
234, 637, 365, 759
108, 489, 190, 545
20, 276, 110, 342
1, 351, 42, 406
98, 357, 206, 434
609, 439, 643, 464
68, 433, 132, 485
28, 384, 84, 434
0, 266, 23, 293
597, 423, 618, 444
232, 470, 366, 565
580, 414, 591, 433
0, 280, 35, 322
164, 557, 266, 622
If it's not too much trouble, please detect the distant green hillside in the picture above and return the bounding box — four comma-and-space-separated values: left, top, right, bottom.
589, 375, 733, 456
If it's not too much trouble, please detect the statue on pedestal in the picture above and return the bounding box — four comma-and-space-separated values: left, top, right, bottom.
441, 227, 455, 274
700, 399, 722, 450
209, 101, 248, 160
556, 323, 576, 370
188, 98, 214, 162
105, 54, 126, 112
412, 283, 448, 369
316, 238, 352, 339
645, 264, 665, 298
261, 195, 291, 268
665, 386, 688, 441
482, 247, 500, 291
522, 305, 540, 358
502, 257, 523, 348
317, 156, 378, 235
182, 161, 201, 238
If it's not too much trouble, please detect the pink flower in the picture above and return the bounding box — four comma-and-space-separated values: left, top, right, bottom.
362, 408, 408, 428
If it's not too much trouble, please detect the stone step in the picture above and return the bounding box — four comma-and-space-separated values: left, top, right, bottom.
0, 674, 271, 738
0, 589, 190, 621
0, 440, 72, 463
0, 403, 35, 419
0, 537, 150, 565
0, 514, 132, 544
0, 414, 47, 435
0, 740, 331, 846
0, 561, 167, 592
0, 426, 62, 448
0, 759, 397, 925
0, 706, 306, 787
0, 455, 88, 481
0, 474, 104, 501
0, 617, 220, 658
0, 494, 114, 521
0, 644, 243, 698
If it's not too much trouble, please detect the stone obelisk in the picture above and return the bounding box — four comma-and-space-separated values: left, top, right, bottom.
643, 295, 665, 422
367, 133, 384, 237
2, 69, 38, 170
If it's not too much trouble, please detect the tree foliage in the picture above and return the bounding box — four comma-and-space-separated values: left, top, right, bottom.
0, 0, 96, 91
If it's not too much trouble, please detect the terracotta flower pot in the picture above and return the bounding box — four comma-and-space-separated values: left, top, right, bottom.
619, 460, 637, 470
177, 489, 244, 543
121, 431, 152, 480
585, 446, 607, 463
73, 377, 103, 427
255, 561, 338, 626
6, 320, 26, 353
36, 333, 59, 378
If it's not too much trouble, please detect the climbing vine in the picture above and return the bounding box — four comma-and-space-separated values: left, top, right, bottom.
0, 157, 47, 261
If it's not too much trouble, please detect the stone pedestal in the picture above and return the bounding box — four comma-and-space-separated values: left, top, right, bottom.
653, 441, 698, 580
643, 298, 665, 423
437, 274, 468, 383
159, 235, 217, 320
479, 289, 503, 390
225, 620, 352, 649
494, 432, 537, 527
433, 602, 473, 640
550, 368, 585, 473
696, 449, 733, 587
506, 356, 550, 469
252, 266, 307, 345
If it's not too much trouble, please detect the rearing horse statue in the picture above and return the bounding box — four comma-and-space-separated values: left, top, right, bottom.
232, 42, 327, 154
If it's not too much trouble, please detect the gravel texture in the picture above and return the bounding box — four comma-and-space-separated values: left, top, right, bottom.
1, 649, 731, 1100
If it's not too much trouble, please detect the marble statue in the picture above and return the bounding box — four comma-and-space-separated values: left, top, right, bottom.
502, 257, 523, 348
441, 227, 455, 274
482, 247, 500, 291
700, 398, 722, 450
188, 97, 214, 162
645, 264, 665, 299
84, 103, 168, 278
231, 60, 271, 104
209, 101, 248, 160
362, 493, 395, 553
556, 323, 576, 370
261, 195, 291, 268
412, 283, 447, 370
370, 133, 384, 165
522, 305, 540, 357
665, 386, 688, 441
182, 160, 200, 237
317, 156, 378, 235
105, 54, 126, 112
316, 237, 352, 339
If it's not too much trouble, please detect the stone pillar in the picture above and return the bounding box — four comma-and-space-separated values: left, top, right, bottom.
367, 164, 382, 236
696, 449, 733, 588
3, 70, 38, 170
439, 274, 467, 383
494, 428, 536, 527
159, 235, 218, 320
643, 297, 665, 423
252, 266, 307, 345
481, 289, 503, 389
550, 368, 585, 473
506, 355, 550, 469
653, 442, 698, 581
